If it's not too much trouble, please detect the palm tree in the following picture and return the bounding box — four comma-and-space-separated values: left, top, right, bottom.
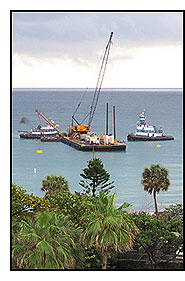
12, 212, 83, 269
141, 164, 170, 215
82, 192, 138, 269
41, 175, 69, 194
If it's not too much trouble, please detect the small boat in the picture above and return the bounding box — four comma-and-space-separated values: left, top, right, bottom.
20, 120, 59, 139
127, 110, 174, 141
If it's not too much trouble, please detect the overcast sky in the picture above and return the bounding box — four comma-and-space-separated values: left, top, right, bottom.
12, 12, 183, 88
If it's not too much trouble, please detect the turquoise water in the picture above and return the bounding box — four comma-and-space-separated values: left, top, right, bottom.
12, 88, 183, 212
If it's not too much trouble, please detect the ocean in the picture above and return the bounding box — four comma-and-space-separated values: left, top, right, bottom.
12, 88, 183, 212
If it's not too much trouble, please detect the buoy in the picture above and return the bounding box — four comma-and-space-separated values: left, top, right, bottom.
37, 150, 43, 153
56, 124, 60, 127
156, 145, 161, 148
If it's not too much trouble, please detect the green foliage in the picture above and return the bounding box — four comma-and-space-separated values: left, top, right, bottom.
160, 204, 183, 234
12, 181, 183, 270
12, 212, 83, 269
82, 192, 138, 269
12, 184, 49, 235
141, 164, 170, 194
130, 211, 183, 269
79, 158, 114, 196
12, 184, 104, 270
12, 183, 97, 229
45, 190, 96, 227
41, 175, 69, 194
131, 211, 183, 246
83, 246, 102, 269
162, 204, 183, 223
141, 164, 170, 214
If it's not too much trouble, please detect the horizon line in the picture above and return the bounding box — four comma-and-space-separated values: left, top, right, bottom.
13, 87, 183, 89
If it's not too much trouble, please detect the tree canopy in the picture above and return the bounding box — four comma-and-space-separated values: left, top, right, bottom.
12, 159, 182, 270
82, 192, 138, 269
130, 211, 183, 269
141, 164, 170, 215
79, 158, 114, 196
12, 212, 83, 269
41, 175, 69, 194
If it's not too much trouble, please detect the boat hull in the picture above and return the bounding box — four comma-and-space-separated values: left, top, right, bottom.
127, 134, 174, 141
20, 133, 59, 139
20, 133, 41, 139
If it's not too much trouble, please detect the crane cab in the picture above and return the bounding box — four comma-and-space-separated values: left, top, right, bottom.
68, 124, 90, 138
73, 124, 90, 133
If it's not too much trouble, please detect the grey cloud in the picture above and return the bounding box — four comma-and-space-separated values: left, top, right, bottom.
13, 12, 182, 64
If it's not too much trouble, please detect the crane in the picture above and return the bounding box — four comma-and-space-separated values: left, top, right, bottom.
70, 32, 113, 136
35, 109, 64, 136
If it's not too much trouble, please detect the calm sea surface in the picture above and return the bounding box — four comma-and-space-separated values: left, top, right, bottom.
12, 88, 183, 212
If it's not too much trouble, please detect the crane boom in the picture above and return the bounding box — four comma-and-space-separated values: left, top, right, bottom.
35, 109, 64, 136
69, 32, 113, 136
88, 32, 113, 127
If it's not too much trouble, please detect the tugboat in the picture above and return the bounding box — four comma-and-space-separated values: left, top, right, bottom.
20, 120, 59, 139
127, 110, 174, 141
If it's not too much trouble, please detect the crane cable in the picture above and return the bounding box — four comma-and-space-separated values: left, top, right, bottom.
72, 32, 113, 126
88, 34, 113, 126
80, 48, 109, 126
72, 54, 103, 124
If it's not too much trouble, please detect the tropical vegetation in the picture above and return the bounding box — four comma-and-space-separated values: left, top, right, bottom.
41, 175, 69, 194
12, 212, 83, 269
130, 211, 183, 269
141, 164, 170, 215
12, 161, 183, 270
82, 192, 138, 269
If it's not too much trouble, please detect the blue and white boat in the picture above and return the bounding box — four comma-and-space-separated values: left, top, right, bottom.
20, 120, 59, 139
127, 110, 174, 141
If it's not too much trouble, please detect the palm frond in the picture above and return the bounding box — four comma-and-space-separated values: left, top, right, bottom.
101, 228, 117, 245
27, 252, 42, 269
36, 239, 54, 254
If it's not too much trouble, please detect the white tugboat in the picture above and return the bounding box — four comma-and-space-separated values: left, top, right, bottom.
127, 109, 174, 141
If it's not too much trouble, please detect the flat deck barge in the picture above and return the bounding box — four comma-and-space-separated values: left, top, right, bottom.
60, 136, 126, 151
20, 133, 126, 151
41, 136, 63, 142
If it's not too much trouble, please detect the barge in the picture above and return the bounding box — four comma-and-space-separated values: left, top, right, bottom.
60, 136, 126, 151
41, 136, 62, 142
20, 106, 126, 151
127, 109, 174, 141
